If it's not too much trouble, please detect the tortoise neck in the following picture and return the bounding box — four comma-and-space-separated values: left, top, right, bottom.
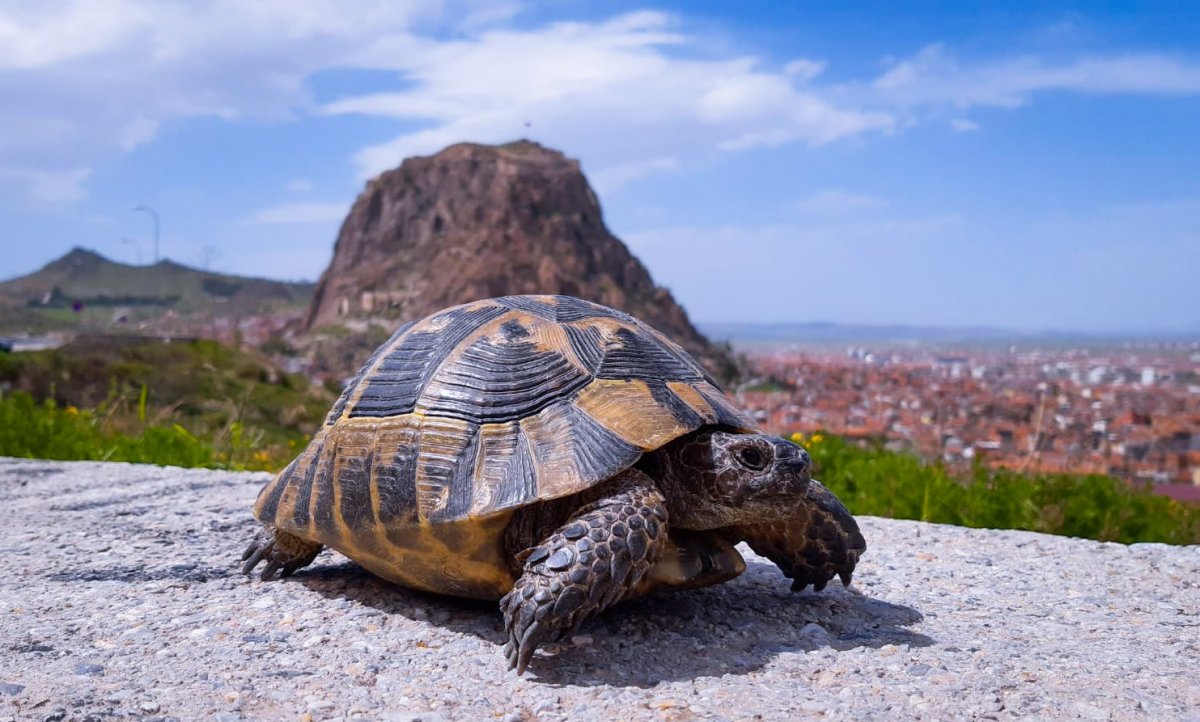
640, 434, 741, 530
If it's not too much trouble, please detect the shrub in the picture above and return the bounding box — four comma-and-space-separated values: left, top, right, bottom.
797, 432, 1200, 545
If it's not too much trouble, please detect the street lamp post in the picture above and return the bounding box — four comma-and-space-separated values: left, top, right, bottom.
132, 204, 160, 263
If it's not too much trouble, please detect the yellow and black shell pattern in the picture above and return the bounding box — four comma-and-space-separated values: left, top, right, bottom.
251, 295, 757, 598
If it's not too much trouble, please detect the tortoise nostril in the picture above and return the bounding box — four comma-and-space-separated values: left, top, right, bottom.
784, 446, 810, 466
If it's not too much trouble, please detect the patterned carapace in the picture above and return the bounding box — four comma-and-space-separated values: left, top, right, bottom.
251, 295, 757, 597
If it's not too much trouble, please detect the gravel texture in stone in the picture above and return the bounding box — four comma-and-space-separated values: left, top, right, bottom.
1, 458, 1197, 721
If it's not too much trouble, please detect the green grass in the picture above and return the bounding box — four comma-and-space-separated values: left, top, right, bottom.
0, 389, 307, 471
0, 391, 220, 468
798, 432, 1200, 545
0, 338, 335, 470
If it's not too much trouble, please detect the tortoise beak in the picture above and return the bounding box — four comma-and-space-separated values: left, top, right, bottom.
776, 444, 813, 495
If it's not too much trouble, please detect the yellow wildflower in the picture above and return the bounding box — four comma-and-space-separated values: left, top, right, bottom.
810, 433, 824, 445
65, 406, 79, 416
789, 432, 805, 444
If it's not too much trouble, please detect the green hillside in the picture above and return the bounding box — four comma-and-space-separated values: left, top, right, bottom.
0, 247, 314, 331
0, 336, 337, 469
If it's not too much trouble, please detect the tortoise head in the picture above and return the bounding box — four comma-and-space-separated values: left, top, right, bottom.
648, 430, 813, 529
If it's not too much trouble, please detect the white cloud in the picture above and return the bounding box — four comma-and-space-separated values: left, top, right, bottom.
874, 44, 1200, 110
286, 178, 314, 193
949, 118, 980, 132
244, 201, 348, 224
793, 189, 889, 215
784, 58, 827, 82
3, 3, 1199, 209
0, 166, 91, 205
325, 12, 894, 177
0, 4, 894, 193
119, 115, 160, 150
0, 0, 146, 69
590, 156, 678, 194
0, 0, 452, 172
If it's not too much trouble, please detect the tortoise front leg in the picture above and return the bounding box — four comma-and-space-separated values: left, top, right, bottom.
727, 480, 866, 592
499, 469, 668, 674
241, 526, 324, 581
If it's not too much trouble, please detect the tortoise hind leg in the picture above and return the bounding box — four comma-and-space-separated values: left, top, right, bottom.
241, 527, 323, 581
499, 469, 668, 674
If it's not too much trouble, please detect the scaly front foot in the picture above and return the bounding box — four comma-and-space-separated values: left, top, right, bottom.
499, 469, 668, 674
731, 479, 865, 592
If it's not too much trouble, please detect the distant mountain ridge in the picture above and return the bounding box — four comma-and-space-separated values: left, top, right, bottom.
0, 247, 314, 332
701, 321, 1200, 348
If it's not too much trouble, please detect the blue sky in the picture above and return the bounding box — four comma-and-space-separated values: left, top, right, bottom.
1, 1, 1197, 332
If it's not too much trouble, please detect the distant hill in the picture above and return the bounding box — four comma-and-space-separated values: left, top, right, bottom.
0, 248, 314, 332
303, 140, 737, 380
701, 321, 1199, 349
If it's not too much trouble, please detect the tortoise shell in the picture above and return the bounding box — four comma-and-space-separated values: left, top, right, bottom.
251, 295, 757, 597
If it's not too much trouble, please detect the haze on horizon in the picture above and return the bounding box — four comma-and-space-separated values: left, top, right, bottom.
0, 1, 1197, 334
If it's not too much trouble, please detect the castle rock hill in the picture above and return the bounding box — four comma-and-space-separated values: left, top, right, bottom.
304, 140, 734, 378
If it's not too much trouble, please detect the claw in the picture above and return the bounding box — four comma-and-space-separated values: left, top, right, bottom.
514, 620, 542, 675
839, 569, 853, 587
500, 589, 547, 675
260, 559, 282, 581
241, 540, 273, 576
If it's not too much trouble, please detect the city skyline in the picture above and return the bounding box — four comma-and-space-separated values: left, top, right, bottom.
1, 1, 1198, 332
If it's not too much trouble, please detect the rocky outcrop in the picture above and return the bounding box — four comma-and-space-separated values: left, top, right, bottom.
304, 141, 733, 378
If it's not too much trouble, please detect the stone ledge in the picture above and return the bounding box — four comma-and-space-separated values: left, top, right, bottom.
1, 458, 1197, 721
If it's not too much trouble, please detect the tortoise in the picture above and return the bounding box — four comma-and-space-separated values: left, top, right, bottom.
242, 294, 865, 673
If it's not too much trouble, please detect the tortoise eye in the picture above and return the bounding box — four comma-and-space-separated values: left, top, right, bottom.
735, 446, 767, 471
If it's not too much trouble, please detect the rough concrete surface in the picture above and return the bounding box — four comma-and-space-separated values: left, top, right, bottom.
1, 458, 1197, 721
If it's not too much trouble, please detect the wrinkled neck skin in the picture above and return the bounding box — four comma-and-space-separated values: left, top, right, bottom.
639, 429, 813, 530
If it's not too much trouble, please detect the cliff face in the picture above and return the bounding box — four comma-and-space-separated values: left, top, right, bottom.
304, 141, 732, 377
